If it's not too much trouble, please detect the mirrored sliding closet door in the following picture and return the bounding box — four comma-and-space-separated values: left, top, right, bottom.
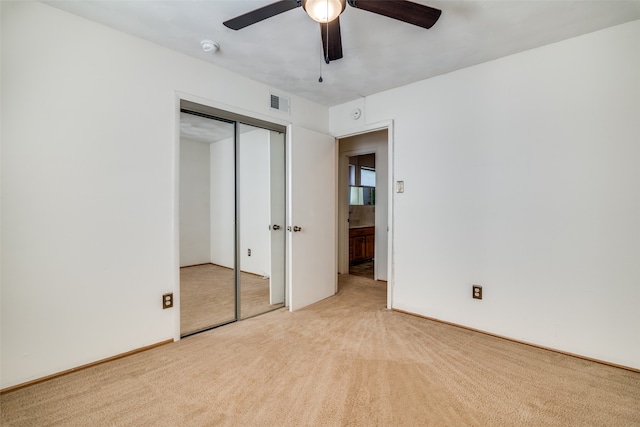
179, 103, 286, 336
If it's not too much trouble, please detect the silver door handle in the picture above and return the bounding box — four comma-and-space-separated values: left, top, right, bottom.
293, 226, 302, 232
271, 224, 281, 230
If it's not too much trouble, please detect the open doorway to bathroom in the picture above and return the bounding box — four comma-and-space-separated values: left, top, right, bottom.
337, 129, 388, 283
348, 153, 376, 279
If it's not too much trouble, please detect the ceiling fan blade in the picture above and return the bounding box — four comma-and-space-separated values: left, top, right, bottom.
223, 0, 301, 30
320, 17, 343, 63
347, 0, 441, 29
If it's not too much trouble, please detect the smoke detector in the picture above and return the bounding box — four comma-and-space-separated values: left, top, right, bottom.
201, 40, 220, 52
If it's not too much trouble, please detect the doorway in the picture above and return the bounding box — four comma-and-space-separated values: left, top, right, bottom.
338, 129, 389, 283
347, 153, 376, 279
178, 101, 286, 337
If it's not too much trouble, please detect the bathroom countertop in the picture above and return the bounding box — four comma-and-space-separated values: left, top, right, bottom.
349, 224, 375, 229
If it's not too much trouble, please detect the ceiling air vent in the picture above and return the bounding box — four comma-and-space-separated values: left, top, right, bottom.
270, 93, 290, 114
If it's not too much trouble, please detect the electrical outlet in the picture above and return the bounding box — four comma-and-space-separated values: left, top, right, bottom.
163, 293, 173, 309
248, 248, 251, 256
472, 285, 482, 300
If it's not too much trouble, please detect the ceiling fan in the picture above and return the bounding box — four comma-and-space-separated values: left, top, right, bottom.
223, 0, 442, 64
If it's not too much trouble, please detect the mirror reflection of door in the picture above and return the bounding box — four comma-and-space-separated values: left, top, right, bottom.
179, 109, 286, 337
238, 124, 285, 319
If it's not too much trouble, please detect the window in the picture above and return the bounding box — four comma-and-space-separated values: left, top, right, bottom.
360, 167, 376, 187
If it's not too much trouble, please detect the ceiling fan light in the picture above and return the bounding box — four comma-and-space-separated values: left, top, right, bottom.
303, 0, 345, 23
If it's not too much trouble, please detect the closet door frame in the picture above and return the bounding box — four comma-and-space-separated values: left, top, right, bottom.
177, 100, 287, 339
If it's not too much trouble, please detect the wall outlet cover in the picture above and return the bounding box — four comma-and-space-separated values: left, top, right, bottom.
163, 293, 174, 309
472, 285, 482, 300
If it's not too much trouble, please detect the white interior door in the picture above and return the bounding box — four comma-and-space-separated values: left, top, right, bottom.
287, 125, 336, 311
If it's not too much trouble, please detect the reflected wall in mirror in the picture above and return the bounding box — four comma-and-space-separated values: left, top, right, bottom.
179, 113, 236, 335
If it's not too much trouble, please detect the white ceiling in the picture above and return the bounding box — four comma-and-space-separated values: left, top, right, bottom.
180, 112, 234, 143
180, 112, 265, 143
44, 0, 640, 107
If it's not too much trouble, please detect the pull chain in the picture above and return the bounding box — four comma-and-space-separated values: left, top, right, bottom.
319, 1, 329, 82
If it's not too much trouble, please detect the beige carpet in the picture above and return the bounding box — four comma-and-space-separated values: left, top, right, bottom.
2, 275, 639, 426
180, 264, 284, 335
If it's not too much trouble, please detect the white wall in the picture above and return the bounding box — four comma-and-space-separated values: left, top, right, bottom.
331, 20, 640, 369
0, 1, 328, 389
179, 138, 211, 266
209, 137, 235, 269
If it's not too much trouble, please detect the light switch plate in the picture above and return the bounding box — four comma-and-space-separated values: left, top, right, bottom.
396, 181, 404, 193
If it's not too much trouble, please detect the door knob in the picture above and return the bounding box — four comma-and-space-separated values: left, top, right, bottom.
293, 226, 302, 232
271, 224, 281, 230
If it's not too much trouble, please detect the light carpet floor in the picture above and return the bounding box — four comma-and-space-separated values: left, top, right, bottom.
2, 275, 639, 426
181, 264, 285, 335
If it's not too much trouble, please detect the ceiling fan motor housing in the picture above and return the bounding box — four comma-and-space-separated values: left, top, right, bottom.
302, 0, 346, 23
